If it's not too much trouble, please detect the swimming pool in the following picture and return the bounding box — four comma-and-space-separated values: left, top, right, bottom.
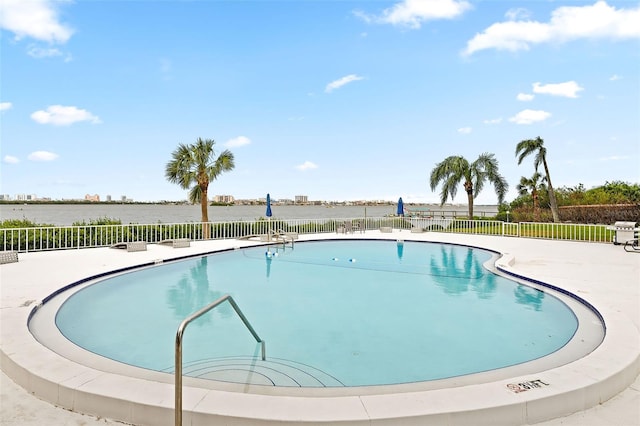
32, 240, 604, 390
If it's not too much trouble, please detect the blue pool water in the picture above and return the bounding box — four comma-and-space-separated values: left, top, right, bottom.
54, 240, 579, 387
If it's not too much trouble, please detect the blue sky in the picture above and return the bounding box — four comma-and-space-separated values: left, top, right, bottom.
1, 0, 638, 204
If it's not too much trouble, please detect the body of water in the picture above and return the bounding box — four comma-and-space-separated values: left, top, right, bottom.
0, 204, 498, 226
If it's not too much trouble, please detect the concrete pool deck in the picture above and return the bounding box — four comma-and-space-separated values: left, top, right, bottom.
1, 231, 639, 425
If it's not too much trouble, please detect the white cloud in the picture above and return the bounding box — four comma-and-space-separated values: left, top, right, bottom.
505, 8, 531, 21
3, 155, 19, 164
0, 0, 73, 43
483, 117, 502, 125
295, 161, 318, 171
28, 151, 59, 161
27, 46, 72, 62
509, 109, 551, 125
517, 93, 535, 101
356, 0, 472, 29
31, 105, 101, 126
599, 155, 629, 161
609, 74, 622, 81
325, 74, 364, 93
27, 45, 63, 58
224, 136, 251, 148
0, 102, 13, 111
463, 1, 640, 56
533, 81, 584, 98
457, 127, 472, 134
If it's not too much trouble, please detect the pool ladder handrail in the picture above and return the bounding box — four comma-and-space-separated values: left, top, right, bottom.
175, 294, 265, 426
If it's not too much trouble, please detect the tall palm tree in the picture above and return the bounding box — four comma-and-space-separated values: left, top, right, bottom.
429, 153, 508, 219
515, 137, 559, 222
165, 138, 235, 237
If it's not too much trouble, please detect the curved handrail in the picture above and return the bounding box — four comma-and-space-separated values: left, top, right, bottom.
175, 294, 265, 426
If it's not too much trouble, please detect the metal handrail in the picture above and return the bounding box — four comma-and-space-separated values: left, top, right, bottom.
174, 294, 265, 426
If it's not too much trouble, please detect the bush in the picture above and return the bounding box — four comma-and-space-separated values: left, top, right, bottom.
72, 217, 122, 226
1, 219, 53, 228
510, 204, 639, 224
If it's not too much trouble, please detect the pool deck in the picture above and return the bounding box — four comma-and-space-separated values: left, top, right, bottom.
1, 231, 639, 425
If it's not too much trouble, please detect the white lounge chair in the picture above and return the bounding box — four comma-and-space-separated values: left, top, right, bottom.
0, 251, 19, 264
159, 238, 191, 248
110, 241, 147, 252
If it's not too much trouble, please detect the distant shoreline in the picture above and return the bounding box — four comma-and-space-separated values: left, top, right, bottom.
0, 203, 499, 226
0, 200, 485, 208
0, 200, 188, 206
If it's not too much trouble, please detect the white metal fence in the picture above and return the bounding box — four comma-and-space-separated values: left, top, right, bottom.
0, 217, 620, 253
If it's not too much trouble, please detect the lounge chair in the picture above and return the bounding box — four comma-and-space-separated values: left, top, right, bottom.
276, 230, 299, 240
624, 239, 639, 253
159, 238, 191, 248
110, 241, 147, 252
0, 251, 19, 264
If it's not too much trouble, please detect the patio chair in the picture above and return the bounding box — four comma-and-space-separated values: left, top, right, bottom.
344, 221, 353, 234
624, 239, 639, 253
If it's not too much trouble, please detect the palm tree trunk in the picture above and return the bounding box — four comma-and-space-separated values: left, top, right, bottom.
466, 189, 474, 219
542, 158, 560, 222
201, 186, 210, 239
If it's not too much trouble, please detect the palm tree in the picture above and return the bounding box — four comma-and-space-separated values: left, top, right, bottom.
516, 172, 546, 220
165, 138, 235, 237
516, 172, 546, 209
515, 137, 559, 222
429, 153, 508, 219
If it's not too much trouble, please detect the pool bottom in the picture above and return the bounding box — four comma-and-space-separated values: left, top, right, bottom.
28, 242, 605, 398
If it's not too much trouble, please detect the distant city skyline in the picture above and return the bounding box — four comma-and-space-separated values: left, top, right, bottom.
1, 1, 638, 204
0, 192, 498, 207
0, 192, 404, 205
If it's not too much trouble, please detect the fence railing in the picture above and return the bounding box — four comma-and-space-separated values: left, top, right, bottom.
0, 217, 616, 253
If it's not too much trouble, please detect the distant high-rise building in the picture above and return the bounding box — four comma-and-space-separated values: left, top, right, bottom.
85, 194, 100, 202
106, 195, 112, 202
214, 195, 235, 203
295, 195, 308, 204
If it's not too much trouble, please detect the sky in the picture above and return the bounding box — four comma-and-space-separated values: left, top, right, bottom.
1, 0, 638, 204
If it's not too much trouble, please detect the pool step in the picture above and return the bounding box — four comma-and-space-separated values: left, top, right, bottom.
179, 357, 344, 387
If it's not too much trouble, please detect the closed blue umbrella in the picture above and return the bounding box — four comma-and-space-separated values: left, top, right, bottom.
397, 197, 404, 216
266, 194, 272, 241
266, 193, 272, 217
